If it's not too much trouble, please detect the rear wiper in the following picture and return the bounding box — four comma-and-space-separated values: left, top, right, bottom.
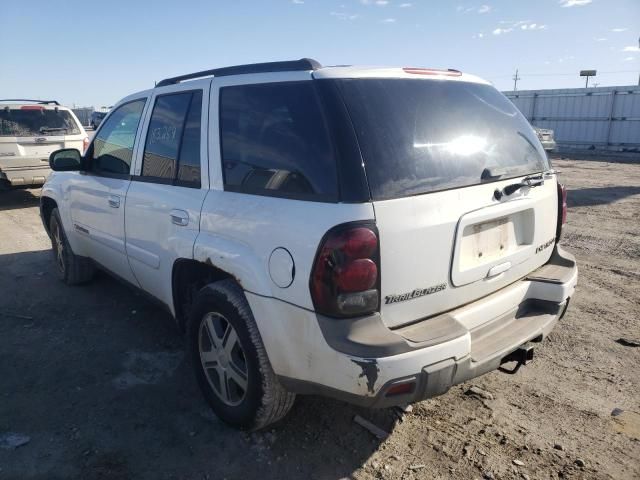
494, 173, 544, 200
39, 127, 67, 133
481, 166, 508, 181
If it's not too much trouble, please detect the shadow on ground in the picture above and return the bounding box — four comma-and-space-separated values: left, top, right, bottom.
568, 185, 640, 208
0, 188, 41, 212
0, 249, 395, 479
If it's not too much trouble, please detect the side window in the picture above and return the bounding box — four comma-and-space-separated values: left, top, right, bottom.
219, 82, 337, 201
90, 99, 146, 175
140, 90, 202, 188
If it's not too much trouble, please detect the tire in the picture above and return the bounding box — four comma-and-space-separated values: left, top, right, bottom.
188, 279, 295, 430
49, 208, 94, 285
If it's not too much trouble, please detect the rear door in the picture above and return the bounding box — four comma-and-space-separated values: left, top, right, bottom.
336, 78, 557, 328
124, 81, 209, 310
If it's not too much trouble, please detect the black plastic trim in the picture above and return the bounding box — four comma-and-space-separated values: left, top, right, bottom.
314, 80, 371, 203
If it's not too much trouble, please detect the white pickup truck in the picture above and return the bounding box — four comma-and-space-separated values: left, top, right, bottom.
40, 59, 577, 430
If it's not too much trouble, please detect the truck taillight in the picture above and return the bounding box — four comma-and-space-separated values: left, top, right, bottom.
82, 136, 89, 154
310, 223, 380, 318
556, 183, 567, 241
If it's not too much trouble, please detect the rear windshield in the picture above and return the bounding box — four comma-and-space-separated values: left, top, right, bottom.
335, 79, 549, 200
0, 108, 81, 137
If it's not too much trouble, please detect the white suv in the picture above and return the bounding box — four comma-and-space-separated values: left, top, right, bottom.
0, 99, 88, 188
40, 59, 577, 430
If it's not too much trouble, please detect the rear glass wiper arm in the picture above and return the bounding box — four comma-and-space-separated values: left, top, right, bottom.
494, 173, 544, 200
39, 127, 67, 133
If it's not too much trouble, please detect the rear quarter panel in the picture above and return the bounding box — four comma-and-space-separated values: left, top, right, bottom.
196, 191, 375, 307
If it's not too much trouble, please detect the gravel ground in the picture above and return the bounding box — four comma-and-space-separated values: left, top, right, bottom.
0, 156, 638, 480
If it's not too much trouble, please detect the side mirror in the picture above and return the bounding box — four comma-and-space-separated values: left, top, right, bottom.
49, 148, 82, 172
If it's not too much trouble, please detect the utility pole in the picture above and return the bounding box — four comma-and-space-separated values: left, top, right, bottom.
512, 69, 521, 91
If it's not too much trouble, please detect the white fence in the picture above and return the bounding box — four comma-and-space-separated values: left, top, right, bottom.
504, 85, 640, 152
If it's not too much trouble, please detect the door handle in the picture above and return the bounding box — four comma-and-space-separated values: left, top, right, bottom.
170, 209, 189, 226
487, 261, 512, 278
108, 195, 120, 208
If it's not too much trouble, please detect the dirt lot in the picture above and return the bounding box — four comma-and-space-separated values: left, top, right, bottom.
0, 156, 639, 480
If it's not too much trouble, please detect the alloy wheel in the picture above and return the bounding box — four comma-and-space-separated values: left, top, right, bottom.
52, 223, 65, 275
199, 312, 249, 406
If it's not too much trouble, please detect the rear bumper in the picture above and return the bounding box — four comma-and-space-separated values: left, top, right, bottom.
248, 246, 577, 407
540, 139, 556, 151
0, 163, 50, 186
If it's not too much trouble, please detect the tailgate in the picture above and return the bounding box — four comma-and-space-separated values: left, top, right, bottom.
374, 175, 558, 328
0, 136, 64, 167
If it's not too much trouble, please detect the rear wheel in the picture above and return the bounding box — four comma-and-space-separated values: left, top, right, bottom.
188, 280, 295, 430
49, 208, 94, 285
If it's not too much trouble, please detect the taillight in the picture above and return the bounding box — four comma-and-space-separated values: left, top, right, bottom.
310, 223, 380, 317
556, 183, 567, 241
82, 136, 89, 154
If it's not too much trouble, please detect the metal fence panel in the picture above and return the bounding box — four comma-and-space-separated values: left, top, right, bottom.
504, 85, 640, 150
72, 107, 94, 127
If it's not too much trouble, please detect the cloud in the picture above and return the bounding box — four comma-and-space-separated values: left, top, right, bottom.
623, 57, 637, 62
492, 27, 513, 35
594, 37, 607, 41
330, 11, 359, 20
493, 20, 547, 35
520, 23, 547, 30
291, 0, 304, 4
361, 0, 389, 4
622, 46, 640, 52
399, 2, 412, 7
611, 28, 628, 32
559, 0, 592, 7
381, 17, 397, 23
458, 4, 492, 14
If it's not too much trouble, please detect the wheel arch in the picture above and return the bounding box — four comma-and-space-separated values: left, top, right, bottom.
40, 195, 58, 236
171, 258, 235, 332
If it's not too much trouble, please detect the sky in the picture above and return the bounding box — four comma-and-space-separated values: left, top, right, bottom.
1, 0, 638, 107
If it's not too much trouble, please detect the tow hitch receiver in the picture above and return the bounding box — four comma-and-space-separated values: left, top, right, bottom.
498, 346, 534, 375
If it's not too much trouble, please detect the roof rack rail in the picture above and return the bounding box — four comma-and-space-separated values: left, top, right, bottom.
0, 99, 61, 106
155, 58, 321, 88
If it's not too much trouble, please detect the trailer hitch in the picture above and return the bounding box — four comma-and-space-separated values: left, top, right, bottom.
498, 346, 534, 375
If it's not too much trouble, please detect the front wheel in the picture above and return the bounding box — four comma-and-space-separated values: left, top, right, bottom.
188, 280, 295, 430
49, 208, 94, 285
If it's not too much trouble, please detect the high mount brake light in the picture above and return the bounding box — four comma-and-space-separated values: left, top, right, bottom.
20, 105, 44, 110
310, 224, 380, 318
556, 183, 568, 242
403, 67, 462, 77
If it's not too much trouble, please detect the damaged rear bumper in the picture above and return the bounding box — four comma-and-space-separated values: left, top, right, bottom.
248, 246, 577, 408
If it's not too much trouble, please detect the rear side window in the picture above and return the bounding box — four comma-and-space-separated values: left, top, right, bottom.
336, 79, 549, 200
0, 108, 80, 137
219, 82, 337, 201
141, 91, 202, 188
